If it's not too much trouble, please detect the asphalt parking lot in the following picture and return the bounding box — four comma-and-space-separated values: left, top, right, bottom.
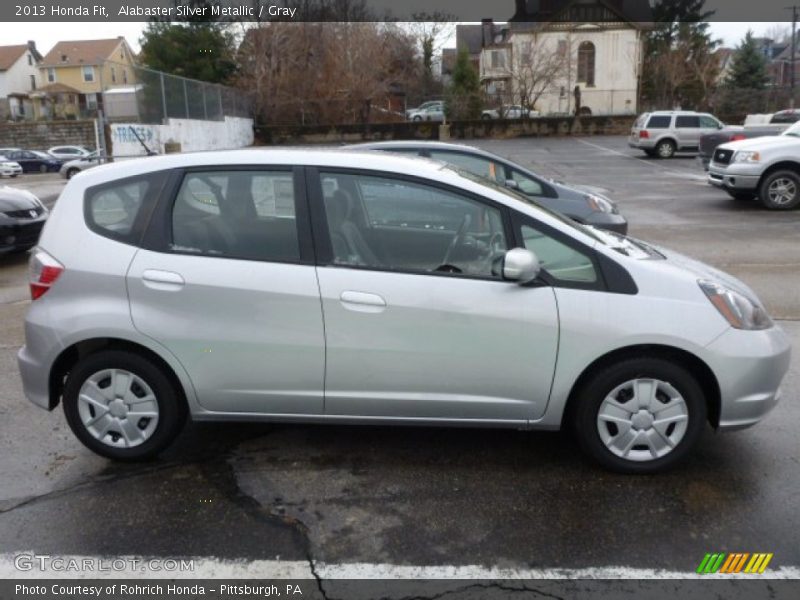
0, 138, 798, 582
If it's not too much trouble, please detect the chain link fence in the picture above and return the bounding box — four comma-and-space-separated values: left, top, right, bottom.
102, 61, 253, 124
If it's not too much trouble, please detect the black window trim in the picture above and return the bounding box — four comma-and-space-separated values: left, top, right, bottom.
306, 166, 520, 284
84, 169, 171, 247
140, 165, 315, 266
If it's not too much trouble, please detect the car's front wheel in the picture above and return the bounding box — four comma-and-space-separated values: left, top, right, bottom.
571, 357, 706, 474
66, 168, 80, 179
62, 350, 187, 460
759, 170, 800, 210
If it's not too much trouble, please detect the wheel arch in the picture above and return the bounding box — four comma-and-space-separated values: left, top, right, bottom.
49, 337, 190, 414
561, 344, 721, 429
757, 161, 800, 187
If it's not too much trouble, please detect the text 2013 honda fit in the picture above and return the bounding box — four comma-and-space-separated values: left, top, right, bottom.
18, 150, 791, 473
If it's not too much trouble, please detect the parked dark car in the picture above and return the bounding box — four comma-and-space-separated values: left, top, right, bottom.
697, 109, 800, 169
1, 150, 62, 173
0, 186, 48, 253
350, 141, 628, 234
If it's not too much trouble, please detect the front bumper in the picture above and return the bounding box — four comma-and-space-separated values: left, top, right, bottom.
708, 164, 761, 192
0, 218, 46, 253
704, 325, 792, 431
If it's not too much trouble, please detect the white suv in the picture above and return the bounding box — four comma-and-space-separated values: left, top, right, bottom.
629, 111, 724, 158
17, 150, 790, 472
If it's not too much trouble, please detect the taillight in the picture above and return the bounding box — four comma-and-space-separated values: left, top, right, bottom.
639, 130, 650, 139
29, 248, 64, 300
731, 134, 746, 142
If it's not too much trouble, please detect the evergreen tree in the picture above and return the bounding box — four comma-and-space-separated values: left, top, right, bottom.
445, 50, 482, 120
726, 31, 770, 90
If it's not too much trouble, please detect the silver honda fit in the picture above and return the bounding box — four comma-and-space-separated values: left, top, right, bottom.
17, 150, 791, 473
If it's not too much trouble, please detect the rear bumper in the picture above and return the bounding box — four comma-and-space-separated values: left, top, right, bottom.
704, 325, 792, 431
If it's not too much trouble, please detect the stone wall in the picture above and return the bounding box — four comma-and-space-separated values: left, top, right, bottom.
254, 115, 636, 145
0, 119, 96, 150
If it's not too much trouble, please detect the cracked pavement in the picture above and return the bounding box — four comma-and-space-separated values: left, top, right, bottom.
0, 138, 799, 588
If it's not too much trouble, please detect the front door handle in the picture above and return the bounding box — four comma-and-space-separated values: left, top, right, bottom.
340, 290, 386, 313
142, 269, 185, 291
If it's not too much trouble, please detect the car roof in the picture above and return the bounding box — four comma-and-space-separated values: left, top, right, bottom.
348, 140, 494, 156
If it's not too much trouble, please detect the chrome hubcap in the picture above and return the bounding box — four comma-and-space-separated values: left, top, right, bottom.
658, 144, 673, 157
768, 178, 796, 205
77, 369, 159, 448
596, 378, 689, 462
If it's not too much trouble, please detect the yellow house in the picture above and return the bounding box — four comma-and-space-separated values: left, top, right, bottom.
33, 37, 136, 119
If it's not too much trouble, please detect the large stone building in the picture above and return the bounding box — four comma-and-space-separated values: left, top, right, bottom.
464, 0, 653, 116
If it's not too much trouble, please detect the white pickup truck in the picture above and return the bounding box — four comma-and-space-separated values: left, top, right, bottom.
708, 120, 800, 209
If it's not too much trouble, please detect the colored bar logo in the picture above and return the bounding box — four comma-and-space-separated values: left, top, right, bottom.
697, 553, 773, 574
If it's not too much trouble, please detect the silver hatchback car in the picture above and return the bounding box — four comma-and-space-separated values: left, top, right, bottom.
18, 150, 791, 473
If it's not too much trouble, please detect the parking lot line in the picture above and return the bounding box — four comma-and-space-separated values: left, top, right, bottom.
574, 138, 708, 181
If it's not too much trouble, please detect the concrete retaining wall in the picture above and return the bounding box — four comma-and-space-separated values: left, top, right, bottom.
0, 119, 96, 150
255, 115, 636, 145
109, 117, 254, 157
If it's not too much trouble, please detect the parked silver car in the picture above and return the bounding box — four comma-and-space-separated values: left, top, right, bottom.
18, 150, 790, 472
408, 102, 445, 122
60, 152, 104, 179
629, 111, 724, 158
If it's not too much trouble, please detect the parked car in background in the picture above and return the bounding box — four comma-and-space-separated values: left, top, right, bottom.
0, 186, 48, 253
405, 101, 442, 119
48, 146, 94, 161
0, 157, 23, 178
350, 141, 628, 234
629, 111, 724, 158
408, 103, 445, 122
60, 152, 105, 179
481, 105, 538, 120
697, 109, 800, 169
708, 120, 800, 209
18, 149, 790, 472
1, 150, 62, 174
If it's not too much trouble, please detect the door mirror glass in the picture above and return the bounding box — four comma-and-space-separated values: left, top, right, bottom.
502, 248, 541, 284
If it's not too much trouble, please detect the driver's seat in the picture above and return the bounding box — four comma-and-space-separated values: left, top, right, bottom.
325, 190, 381, 266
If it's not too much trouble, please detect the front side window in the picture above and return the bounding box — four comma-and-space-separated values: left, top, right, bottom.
82, 66, 94, 82
171, 170, 299, 262
700, 116, 721, 128
507, 168, 544, 197
320, 172, 508, 279
521, 222, 597, 284
427, 151, 506, 185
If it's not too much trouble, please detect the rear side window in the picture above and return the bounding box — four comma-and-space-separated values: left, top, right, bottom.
85, 172, 165, 245
676, 116, 700, 128
170, 170, 300, 262
646, 115, 671, 129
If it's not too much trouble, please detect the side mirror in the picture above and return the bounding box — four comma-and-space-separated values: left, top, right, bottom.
502, 248, 541, 285
504, 179, 520, 191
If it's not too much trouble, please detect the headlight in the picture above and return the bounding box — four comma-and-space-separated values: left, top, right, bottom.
585, 194, 616, 214
699, 280, 772, 330
733, 151, 760, 163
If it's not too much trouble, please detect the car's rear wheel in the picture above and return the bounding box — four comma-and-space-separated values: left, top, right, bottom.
66, 168, 80, 179
643, 149, 657, 158
571, 357, 706, 474
412, 116, 422, 122
62, 351, 187, 461
655, 140, 676, 159
39, 164, 48, 173
726, 190, 756, 201
759, 170, 800, 210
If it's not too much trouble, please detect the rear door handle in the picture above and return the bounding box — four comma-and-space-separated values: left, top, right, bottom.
340, 290, 386, 313
142, 269, 185, 291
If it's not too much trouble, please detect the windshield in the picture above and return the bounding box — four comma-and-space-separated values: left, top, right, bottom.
782, 121, 800, 137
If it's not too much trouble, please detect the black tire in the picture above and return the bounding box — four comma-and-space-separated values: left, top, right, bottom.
758, 170, 800, 210
62, 350, 187, 461
412, 116, 422, 122
39, 164, 48, 173
654, 139, 676, 159
481, 114, 492, 120
571, 357, 706, 474
66, 168, 79, 179
726, 190, 755, 201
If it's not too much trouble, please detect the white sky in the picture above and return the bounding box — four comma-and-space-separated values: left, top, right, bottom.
0, 21, 793, 57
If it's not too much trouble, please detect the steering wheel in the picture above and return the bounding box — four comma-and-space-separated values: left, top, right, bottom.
442, 214, 472, 266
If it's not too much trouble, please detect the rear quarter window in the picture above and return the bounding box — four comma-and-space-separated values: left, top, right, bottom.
646, 115, 672, 128
84, 171, 167, 245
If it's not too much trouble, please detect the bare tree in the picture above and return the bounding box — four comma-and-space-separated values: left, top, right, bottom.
502, 34, 571, 115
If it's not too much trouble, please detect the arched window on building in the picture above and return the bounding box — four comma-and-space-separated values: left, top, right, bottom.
577, 41, 595, 87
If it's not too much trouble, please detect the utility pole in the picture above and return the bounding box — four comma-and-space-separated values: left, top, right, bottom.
789, 5, 798, 107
